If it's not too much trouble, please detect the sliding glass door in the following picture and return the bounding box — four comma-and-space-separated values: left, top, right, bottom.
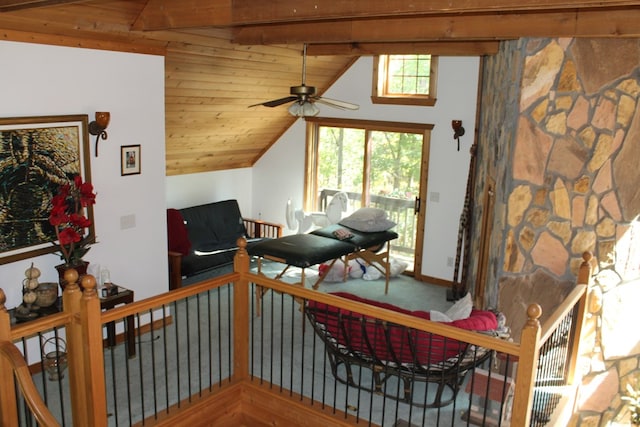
305, 118, 432, 274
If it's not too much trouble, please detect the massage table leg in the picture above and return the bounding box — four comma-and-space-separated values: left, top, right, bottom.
344, 241, 393, 294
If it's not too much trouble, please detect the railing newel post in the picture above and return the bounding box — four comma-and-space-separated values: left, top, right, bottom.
78, 273, 108, 426
567, 252, 593, 384
234, 237, 250, 381
62, 268, 90, 426
577, 251, 593, 285
0, 288, 19, 426
511, 303, 542, 426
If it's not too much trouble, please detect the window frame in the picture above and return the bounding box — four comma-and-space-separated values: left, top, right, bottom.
371, 54, 438, 107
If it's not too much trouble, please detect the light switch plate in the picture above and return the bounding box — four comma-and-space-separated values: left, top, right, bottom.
120, 214, 136, 230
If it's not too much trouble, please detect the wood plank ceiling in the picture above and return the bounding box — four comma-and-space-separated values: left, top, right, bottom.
1, 0, 640, 175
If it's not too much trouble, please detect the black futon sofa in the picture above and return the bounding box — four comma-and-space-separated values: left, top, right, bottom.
167, 199, 282, 290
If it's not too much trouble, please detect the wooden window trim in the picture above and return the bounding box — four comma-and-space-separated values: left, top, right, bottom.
371, 55, 438, 107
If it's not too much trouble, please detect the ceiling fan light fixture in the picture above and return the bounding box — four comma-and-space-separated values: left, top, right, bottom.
288, 101, 319, 117
250, 44, 358, 114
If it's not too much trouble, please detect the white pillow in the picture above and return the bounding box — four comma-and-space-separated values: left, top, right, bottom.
430, 310, 453, 323
444, 292, 473, 321
339, 207, 396, 232
347, 207, 386, 221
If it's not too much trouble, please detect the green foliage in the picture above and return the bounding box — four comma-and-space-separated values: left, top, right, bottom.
623, 382, 640, 424
317, 126, 422, 202
386, 54, 431, 95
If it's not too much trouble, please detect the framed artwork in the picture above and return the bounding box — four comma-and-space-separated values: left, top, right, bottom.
0, 114, 94, 265
121, 145, 141, 176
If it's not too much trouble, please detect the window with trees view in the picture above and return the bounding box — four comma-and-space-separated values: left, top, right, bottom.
372, 54, 437, 106
304, 118, 433, 269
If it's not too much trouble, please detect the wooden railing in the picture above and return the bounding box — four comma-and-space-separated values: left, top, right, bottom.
0, 246, 591, 426
0, 339, 59, 426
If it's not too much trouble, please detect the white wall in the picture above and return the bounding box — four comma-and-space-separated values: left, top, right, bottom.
253, 56, 480, 281
0, 41, 167, 307
165, 168, 253, 215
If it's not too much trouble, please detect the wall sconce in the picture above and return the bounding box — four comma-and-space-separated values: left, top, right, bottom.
89, 112, 110, 157
452, 120, 465, 151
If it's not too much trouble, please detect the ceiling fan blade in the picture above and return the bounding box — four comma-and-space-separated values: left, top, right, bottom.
249, 96, 297, 108
314, 97, 359, 110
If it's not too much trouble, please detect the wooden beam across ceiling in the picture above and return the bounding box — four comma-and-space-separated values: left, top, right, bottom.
305, 42, 501, 56
131, 0, 232, 31
229, 0, 640, 24
0, 0, 81, 12
132, 0, 640, 31
232, 8, 640, 45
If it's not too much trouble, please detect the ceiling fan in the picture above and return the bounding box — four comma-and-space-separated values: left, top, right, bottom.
249, 44, 359, 117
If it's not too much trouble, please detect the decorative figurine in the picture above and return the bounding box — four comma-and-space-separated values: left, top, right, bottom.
15, 263, 42, 319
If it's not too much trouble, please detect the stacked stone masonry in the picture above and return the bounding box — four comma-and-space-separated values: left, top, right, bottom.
476, 38, 640, 426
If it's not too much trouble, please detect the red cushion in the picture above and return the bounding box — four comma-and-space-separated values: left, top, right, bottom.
309, 292, 497, 365
167, 209, 192, 256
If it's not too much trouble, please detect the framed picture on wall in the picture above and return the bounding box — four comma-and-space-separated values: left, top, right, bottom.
0, 114, 94, 265
121, 145, 141, 176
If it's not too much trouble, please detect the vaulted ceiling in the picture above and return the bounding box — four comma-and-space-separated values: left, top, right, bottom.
1, 0, 639, 175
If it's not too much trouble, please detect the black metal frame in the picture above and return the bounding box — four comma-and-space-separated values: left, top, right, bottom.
304, 302, 492, 408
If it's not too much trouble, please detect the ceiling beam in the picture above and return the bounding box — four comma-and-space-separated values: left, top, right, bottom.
232, 8, 640, 45
230, 0, 640, 25
131, 0, 232, 31
306, 42, 501, 56
0, 27, 167, 55
132, 0, 640, 31
0, 0, 81, 11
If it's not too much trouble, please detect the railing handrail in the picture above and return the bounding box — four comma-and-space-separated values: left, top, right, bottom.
319, 188, 416, 210
0, 341, 60, 427
9, 311, 71, 342
101, 272, 238, 324
539, 284, 586, 344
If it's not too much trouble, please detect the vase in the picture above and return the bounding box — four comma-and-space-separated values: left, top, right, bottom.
55, 261, 89, 291
35, 282, 59, 308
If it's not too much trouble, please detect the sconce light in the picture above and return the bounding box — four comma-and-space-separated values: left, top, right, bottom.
452, 120, 465, 151
89, 112, 110, 157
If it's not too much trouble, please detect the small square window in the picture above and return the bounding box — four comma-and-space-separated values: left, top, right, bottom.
372, 54, 437, 106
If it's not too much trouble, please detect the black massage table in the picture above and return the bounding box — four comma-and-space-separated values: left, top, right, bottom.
248, 225, 398, 313
310, 224, 399, 293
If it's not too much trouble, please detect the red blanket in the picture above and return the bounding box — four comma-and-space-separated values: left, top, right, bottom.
308, 292, 497, 365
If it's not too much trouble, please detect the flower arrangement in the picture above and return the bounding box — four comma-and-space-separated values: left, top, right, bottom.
49, 175, 96, 266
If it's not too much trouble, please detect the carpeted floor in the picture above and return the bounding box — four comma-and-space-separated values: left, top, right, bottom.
255, 259, 454, 313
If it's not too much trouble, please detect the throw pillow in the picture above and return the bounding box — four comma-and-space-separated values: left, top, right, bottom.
429, 310, 453, 323
444, 291, 473, 321
339, 207, 396, 232
167, 209, 192, 256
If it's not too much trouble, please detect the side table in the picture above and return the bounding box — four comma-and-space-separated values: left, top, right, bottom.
100, 285, 135, 358
10, 285, 136, 358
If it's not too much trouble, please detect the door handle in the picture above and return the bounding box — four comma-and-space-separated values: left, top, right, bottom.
414, 197, 420, 214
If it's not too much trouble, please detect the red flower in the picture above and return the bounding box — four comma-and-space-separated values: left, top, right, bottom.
48, 207, 69, 227
80, 186, 96, 206
70, 213, 91, 228
49, 174, 97, 265
58, 227, 81, 245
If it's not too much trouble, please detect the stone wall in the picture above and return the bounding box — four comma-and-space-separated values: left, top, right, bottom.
473, 38, 640, 425
469, 39, 523, 310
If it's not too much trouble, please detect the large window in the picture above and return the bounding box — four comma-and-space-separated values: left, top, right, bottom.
372, 54, 438, 106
